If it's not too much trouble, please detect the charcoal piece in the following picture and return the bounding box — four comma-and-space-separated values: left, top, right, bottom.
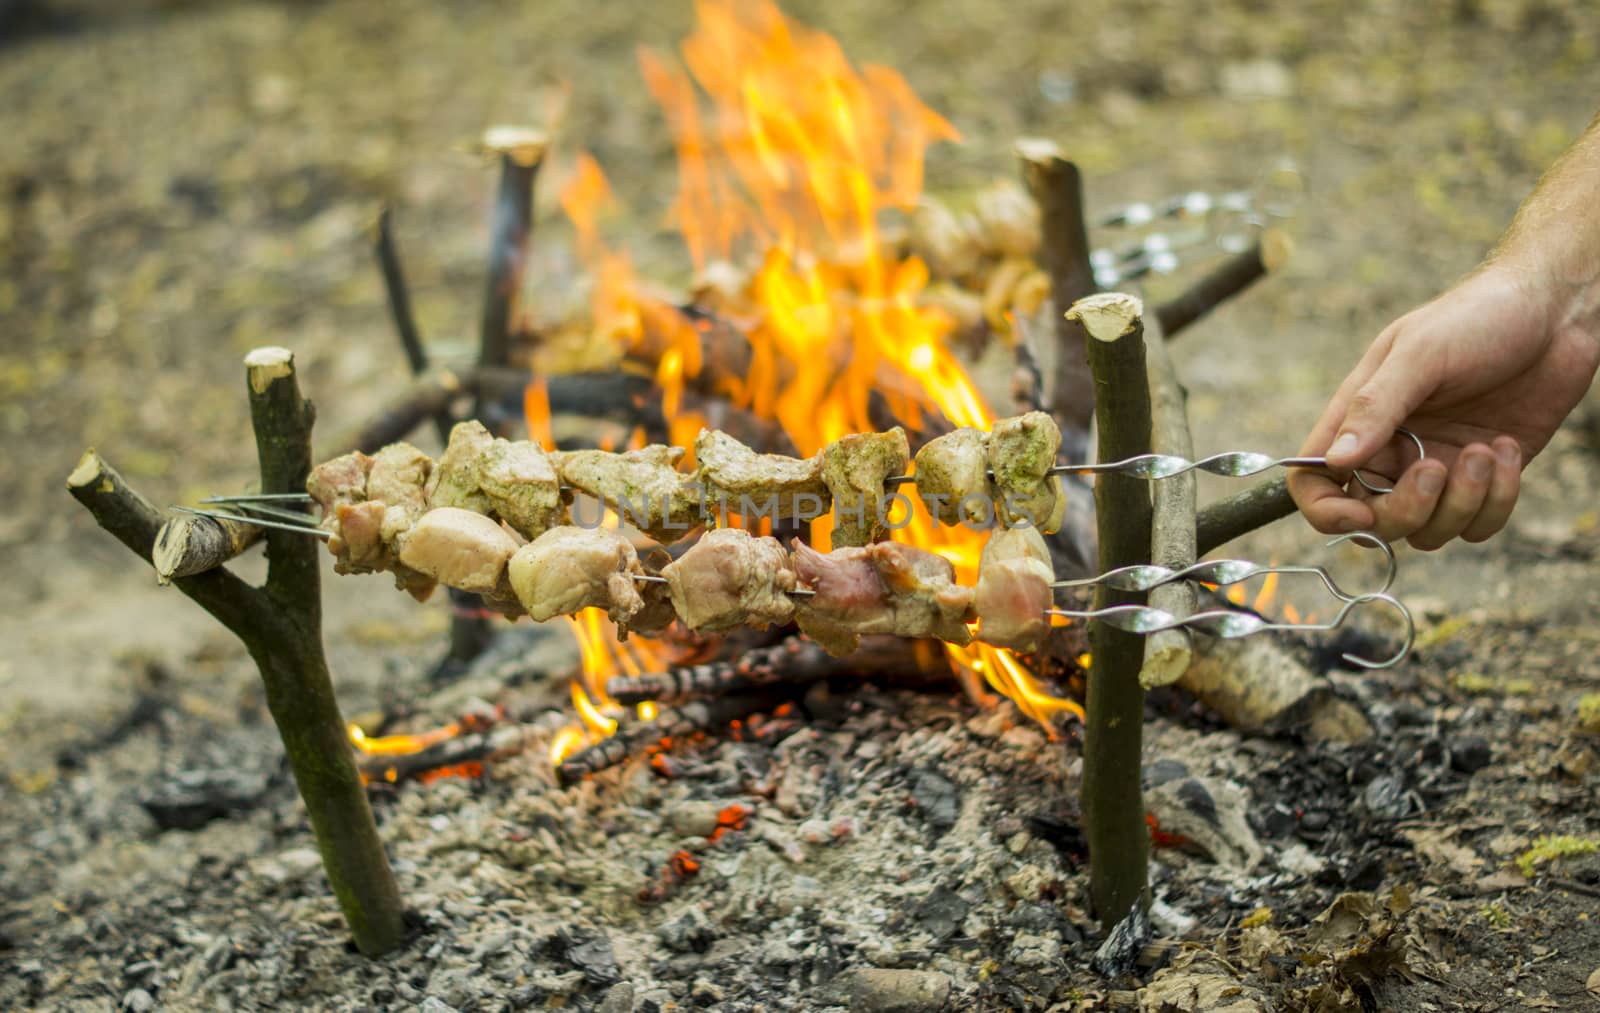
914, 884, 970, 942
657, 908, 716, 954
1361, 773, 1412, 821
140, 768, 272, 831
1450, 735, 1492, 774
556, 927, 621, 986
908, 769, 959, 834
1089, 902, 1151, 979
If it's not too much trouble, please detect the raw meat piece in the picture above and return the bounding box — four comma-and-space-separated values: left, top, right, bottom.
912, 427, 993, 527
988, 412, 1063, 533
819, 427, 910, 547
975, 525, 1054, 652
366, 442, 433, 545
662, 527, 797, 632
307, 451, 372, 517
790, 539, 974, 655
396, 507, 519, 596
507, 526, 645, 627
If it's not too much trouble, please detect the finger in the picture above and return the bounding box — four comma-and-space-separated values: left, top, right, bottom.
1288, 468, 1376, 535
1460, 437, 1522, 543
1406, 445, 1495, 551
1297, 335, 1395, 458
1325, 352, 1437, 470
1365, 459, 1449, 542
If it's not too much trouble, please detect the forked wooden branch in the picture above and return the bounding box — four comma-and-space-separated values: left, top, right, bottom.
1017, 139, 1097, 433
1155, 229, 1292, 340
1067, 292, 1153, 928
68, 348, 405, 957
152, 513, 262, 584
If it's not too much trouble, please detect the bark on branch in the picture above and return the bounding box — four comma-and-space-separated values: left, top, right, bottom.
1140, 322, 1196, 689
68, 348, 406, 956
1018, 139, 1097, 432
1195, 476, 1297, 556
1067, 292, 1153, 927
1155, 229, 1292, 339
152, 513, 262, 584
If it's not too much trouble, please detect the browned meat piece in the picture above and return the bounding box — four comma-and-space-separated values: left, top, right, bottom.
558, 445, 703, 544
629, 576, 678, 636
975, 525, 1054, 652
819, 428, 910, 547
426, 420, 495, 514
912, 427, 993, 527
477, 438, 564, 540
396, 507, 520, 596
307, 451, 372, 517
366, 442, 433, 545
507, 525, 645, 627
791, 539, 975, 655
662, 527, 797, 632
331, 500, 392, 573
693, 429, 830, 522
988, 412, 1064, 533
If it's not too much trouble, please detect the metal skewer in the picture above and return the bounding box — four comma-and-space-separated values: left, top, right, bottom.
1045, 592, 1415, 670
1053, 532, 1396, 602
173, 505, 331, 540
632, 572, 815, 597
201, 493, 316, 504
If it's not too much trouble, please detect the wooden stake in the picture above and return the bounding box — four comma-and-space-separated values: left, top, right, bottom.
1066, 292, 1152, 927
1195, 476, 1296, 555
1017, 139, 1098, 432
1140, 322, 1196, 689
373, 206, 453, 445
69, 348, 406, 957
1154, 229, 1292, 339
152, 512, 262, 584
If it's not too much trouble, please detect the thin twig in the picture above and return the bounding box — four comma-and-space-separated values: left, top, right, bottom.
1195, 476, 1297, 556
1155, 229, 1292, 339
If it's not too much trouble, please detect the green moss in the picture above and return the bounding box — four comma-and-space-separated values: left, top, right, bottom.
1577, 693, 1600, 734
1516, 835, 1599, 878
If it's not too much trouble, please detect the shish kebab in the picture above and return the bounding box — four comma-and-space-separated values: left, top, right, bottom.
182, 415, 1414, 664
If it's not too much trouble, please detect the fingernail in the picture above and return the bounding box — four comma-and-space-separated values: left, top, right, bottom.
1330, 433, 1359, 459
1337, 516, 1362, 533
1497, 442, 1520, 466
1416, 468, 1445, 495
1466, 454, 1491, 481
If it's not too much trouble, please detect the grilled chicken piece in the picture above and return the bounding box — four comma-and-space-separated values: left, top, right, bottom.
307, 450, 373, 517
558, 445, 703, 544
477, 437, 564, 540
662, 527, 797, 632
976, 525, 1055, 652
396, 507, 520, 596
367, 442, 433, 545
426, 420, 496, 514
989, 411, 1064, 533
912, 427, 993, 527
694, 429, 830, 521
819, 427, 910, 547
332, 500, 392, 573
507, 525, 645, 627
790, 539, 975, 655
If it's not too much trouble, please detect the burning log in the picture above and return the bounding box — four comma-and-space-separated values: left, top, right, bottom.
152, 511, 262, 584
355, 721, 530, 786
1067, 292, 1153, 927
1154, 229, 1293, 340
555, 691, 784, 787
1017, 139, 1097, 434
67, 348, 405, 957
1140, 325, 1196, 688
1177, 634, 1373, 743
604, 635, 947, 706
1195, 475, 1297, 555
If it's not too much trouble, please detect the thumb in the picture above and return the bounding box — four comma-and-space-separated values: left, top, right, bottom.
1326, 357, 1430, 468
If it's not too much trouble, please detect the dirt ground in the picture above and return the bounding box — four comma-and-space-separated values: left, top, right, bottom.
4, 0, 1600, 1010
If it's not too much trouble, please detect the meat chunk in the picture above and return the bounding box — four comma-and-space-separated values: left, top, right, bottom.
819, 428, 910, 547
976, 525, 1055, 652
307, 451, 372, 517
507, 525, 645, 627
791, 539, 975, 655
558, 444, 702, 544
366, 442, 433, 545
332, 500, 393, 573
662, 527, 797, 632
477, 438, 564, 540
912, 427, 993, 527
396, 507, 519, 596
693, 429, 829, 522
988, 412, 1063, 533
426, 420, 495, 514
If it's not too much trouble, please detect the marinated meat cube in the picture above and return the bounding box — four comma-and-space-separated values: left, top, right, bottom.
307, 451, 372, 517
366, 442, 433, 545
988, 412, 1063, 533
558, 444, 702, 544
976, 525, 1055, 652
693, 429, 830, 522
426, 420, 495, 515
331, 500, 392, 573
912, 427, 993, 527
790, 539, 975, 655
662, 527, 797, 632
477, 438, 564, 540
396, 507, 520, 596
507, 525, 645, 627
819, 428, 910, 547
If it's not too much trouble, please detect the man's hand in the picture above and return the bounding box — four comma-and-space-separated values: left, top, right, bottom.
1289, 265, 1600, 548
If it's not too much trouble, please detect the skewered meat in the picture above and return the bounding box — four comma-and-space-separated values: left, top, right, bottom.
367, 442, 433, 545
912, 427, 992, 527
791, 539, 975, 655
332, 500, 392, 573
989, 411, 1063, 533
396, 507, 519, 596
507, 525, 644, 627
694, 429, 829, 521
820, 427, 910, 547
976, 525, 1054, 652
477, 437, 564, 540
559, 445, 703, 544
426, 420, 495, 515
307, 451, 372, 517
662, 527, 797, 632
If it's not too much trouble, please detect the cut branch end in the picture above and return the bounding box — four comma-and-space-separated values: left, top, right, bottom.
1068, 292, 1146, 343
